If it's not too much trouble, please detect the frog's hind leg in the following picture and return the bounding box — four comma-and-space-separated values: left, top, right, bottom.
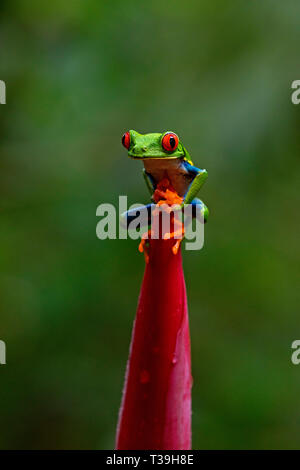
121, 203, 154, 229
190, 198, 209, 223
170, 198, 209, 255
183, 165, 208, 205
121, 203, 154, 263
162, 210, 185, 255
143, 169, 155, 197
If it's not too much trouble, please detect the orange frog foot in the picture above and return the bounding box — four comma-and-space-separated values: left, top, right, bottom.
163, 222, 185, 255
138, 229, 152, 264
153, 178, 183, 206
138, 178, 185, 261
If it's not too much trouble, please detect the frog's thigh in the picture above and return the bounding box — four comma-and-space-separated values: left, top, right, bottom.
143, 169, 155, 196
184, 170, 207, 204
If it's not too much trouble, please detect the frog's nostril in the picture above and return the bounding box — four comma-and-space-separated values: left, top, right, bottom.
132, 145, 147, 154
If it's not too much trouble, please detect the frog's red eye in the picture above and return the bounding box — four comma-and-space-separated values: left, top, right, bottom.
122, 131, 131, 149
162, 132, 179, 152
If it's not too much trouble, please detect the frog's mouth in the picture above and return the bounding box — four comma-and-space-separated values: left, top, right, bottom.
128, 153, 181, 160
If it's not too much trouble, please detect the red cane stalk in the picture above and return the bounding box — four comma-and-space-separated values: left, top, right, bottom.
115, 180, 192, 450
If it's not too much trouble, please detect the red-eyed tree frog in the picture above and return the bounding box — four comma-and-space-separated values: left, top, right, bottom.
122, 130, 209, 225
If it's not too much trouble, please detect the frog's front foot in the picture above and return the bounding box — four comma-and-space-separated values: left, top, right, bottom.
172, 238, 184, 255
162, 211, 185, 255
138, 229, 152, 263
181, 198, 209, 223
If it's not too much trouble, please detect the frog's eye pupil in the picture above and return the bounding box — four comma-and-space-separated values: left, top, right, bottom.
122, 131, 131, 149
162, 132, 179, 152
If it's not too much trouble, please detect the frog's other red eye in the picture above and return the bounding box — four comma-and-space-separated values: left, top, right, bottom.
122, 131, 131, 149
162, 132, 179, 152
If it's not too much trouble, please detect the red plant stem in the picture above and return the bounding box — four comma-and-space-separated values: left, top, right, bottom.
115, 238, 192, 450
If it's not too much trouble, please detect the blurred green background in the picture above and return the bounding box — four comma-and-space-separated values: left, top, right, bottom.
0, 0, 299, 449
